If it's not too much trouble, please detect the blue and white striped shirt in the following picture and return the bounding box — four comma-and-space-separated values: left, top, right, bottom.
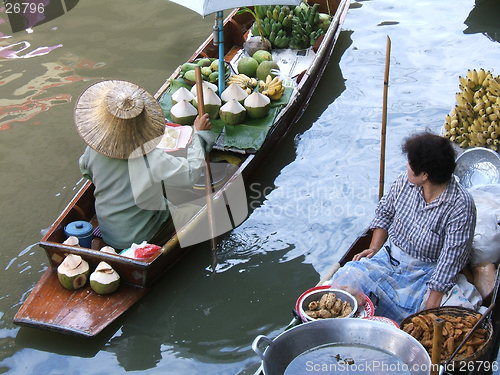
370, 173, 476, 293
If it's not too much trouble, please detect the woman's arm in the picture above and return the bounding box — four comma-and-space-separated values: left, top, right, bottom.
425, 290, 444, 309
354, 174, 406, 261
427, 188, 476, 297
353, 228, 388, 260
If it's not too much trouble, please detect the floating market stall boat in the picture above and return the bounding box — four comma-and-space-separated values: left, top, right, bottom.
13, 0, 351, 338
251, 228, 500, 375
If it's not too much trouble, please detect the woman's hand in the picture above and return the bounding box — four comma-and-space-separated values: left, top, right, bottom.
193, 113, 211, 131
353, 248, 378, 261
425, 290, 444, 310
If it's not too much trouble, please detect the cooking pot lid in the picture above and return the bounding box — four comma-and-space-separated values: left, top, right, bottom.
64, 221, 93, 237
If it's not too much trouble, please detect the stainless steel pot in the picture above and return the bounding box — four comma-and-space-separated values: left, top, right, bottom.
252, 318, 431, 375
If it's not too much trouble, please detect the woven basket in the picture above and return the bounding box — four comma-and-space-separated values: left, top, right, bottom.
400, 306, 493, 364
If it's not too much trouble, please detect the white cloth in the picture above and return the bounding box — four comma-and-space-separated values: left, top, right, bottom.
420, 273, 483, 311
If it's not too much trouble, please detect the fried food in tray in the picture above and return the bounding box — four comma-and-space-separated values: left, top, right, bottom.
305, 292, 353, 319
402, 311, 489, 361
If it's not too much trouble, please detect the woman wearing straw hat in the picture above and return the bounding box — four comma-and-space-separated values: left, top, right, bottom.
74, 80, 215, 250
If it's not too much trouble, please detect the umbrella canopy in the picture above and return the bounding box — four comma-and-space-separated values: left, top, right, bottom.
167, 0, 302, 93
168, 0, 301, 17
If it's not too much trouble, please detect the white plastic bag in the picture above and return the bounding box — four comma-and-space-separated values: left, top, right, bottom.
469, 184, 500, 265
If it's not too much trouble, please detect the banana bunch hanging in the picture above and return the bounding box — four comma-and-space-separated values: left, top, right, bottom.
444, 69, 499, 151
258, 75, 285, 100
227, 74, 258, 94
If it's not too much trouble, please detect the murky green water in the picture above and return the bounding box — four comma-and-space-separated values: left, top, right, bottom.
0, 0, 499, 374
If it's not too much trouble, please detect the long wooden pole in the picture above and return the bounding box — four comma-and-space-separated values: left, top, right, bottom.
194, 67, 218, 259
431, 318, 444, 375
379, 36, 391, 200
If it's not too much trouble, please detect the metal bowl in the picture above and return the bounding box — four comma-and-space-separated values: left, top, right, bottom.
298, 288, 358, 322
454, 147, 500, 188
252, 318, 431, 375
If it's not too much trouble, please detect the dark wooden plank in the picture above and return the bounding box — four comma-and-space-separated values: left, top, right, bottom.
14, 269, 148, 337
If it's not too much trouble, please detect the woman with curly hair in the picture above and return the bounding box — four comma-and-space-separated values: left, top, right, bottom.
331, 131, 479, 322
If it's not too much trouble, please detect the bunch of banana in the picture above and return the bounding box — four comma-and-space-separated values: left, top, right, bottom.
227, 74, 258, 94
443, 68, 499, 151
259, 75, 285, 100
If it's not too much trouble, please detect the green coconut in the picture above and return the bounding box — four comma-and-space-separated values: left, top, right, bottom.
256, 60, 280, 81
57, 254, 90, 290
252, 50, 273, 64
237, 57, 259, 77
171, 87, 195, 105
208, 71, 219, 84
196, 58, 212, 67
192, 88, 221, 119
244, 92, 271, 119
170, 100, 198, 125
89, 261, 120, 295
183, 69, 197, 84
210, 59, 221, 72
190, 81, 218, 96
201, 66, 212, 77
219, 99, 246, 125
220, 83, 249, 104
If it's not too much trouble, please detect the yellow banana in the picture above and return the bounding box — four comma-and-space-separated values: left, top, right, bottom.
467, 69, 479, 85
265, 86, 277, 96
477, 69, 486, 85
467, 78, 477, 90
269, 87, 285, 100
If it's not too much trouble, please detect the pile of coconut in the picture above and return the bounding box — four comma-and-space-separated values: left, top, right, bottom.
170, 81, 221, 124
170, 81, 271, 126
57, 253, 120, 295
220, 87, 270, 124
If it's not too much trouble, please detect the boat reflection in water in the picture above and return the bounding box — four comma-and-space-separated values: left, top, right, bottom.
464, 0, 500, 42
0, 53, 104, 130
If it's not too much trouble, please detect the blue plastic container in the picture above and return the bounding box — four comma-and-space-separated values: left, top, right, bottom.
64, 221, 93, 248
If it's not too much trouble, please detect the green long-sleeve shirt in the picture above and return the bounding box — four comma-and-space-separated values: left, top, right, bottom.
79, 130, 216, 249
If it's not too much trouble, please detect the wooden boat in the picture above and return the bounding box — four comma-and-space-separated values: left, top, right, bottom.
13, 0, 351, 338
252, 229, 500, 374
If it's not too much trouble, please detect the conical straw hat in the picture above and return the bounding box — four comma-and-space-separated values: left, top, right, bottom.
74, 80, 165, 159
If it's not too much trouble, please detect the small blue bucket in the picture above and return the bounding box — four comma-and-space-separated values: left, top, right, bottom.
64, 221, 93, 248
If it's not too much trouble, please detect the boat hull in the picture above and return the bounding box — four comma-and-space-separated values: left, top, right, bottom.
14, 0, 351, 338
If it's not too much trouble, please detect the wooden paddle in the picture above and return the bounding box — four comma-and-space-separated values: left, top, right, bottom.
194, 66, 218, 263
379, 36, 391, 200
